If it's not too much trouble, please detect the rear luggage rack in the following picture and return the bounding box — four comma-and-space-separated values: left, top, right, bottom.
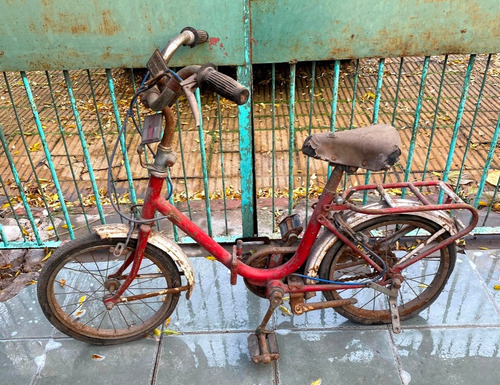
327, 180, 478, 254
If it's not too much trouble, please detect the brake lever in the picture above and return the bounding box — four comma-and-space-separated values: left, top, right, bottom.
180, 74, 201, 127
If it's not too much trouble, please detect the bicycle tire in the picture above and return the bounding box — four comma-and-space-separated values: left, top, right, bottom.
318, 215, 456, 324
37, 233, 181, 345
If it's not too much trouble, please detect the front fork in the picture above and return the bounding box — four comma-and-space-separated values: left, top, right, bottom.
103, 224, 152, 309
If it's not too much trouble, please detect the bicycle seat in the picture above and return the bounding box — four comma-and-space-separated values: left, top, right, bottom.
302, 124, 401, 171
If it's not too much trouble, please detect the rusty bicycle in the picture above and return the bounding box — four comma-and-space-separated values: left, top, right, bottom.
37, 28, 478, 363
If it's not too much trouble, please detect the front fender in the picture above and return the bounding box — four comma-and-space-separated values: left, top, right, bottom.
304, 199, 458, 282
92, 224, 195, 299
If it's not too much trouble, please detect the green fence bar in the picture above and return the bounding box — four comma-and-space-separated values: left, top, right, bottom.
349, 59, 360, 131
63, 70, 106, 225
106, 69, 137, 205
195, 89, 213, 237
0, 223, 6, 247
422, 55, 448, 182
363, 58, 385, 204
175, 101, 193, 221
327, 61, 340, 178
474, 113, 500, 212
46, 72, 90, 231
305, 61, 317, 224
454, 54, 492, 195
271, 63, 277, 231
402, 56, 430, 198
288, 62, 297, 214
3, 73, 60, 238
88, 70, 123, 219
21, 71, 75, 239
440, 54, 476, 202
216, 93, 229, 235
0, 173, 27, 244
390, 58, 405, 127
0, 123, 41, 245
237, 0, 255, 237
483, 176, 500, 226
329, 60, 341, 132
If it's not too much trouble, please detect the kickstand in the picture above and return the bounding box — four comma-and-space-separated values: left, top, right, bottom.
248, 288, 283, 364
366, 280, 402, 334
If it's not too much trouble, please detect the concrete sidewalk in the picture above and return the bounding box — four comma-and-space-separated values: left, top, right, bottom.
0, 243, 499, 385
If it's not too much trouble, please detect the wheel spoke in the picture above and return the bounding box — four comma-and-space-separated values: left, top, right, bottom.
39, 235, 180, 343
319, 215, 454, 325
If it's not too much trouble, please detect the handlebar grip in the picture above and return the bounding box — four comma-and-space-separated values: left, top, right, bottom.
197, 64, 249, 105
181, 27, 209, 47
195, 30, 209, 44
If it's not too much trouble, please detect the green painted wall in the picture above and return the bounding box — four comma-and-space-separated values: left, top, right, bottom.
1, 0, 499, 70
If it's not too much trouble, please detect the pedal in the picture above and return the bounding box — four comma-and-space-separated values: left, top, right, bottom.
248, 332, 279, 364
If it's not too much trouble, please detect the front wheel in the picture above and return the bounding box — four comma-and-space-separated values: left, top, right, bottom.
37, 233, 182, 345
318, 215, 456, 325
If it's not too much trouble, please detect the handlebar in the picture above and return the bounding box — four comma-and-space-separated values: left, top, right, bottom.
144, 27, 249, 112
139, 28, 250, 176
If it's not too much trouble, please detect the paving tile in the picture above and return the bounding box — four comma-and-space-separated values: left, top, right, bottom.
402, 252, 500, 327
0, 286, 57, 340
466, 249, 500, 305
156, 332, 274, 385
0, 339, 44, 384
33, 338, 159, 385
276, 329, 401, 385
393, 327, 500, 385
171, 258, 270, 333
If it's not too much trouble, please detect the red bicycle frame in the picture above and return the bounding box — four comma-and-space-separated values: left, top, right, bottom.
103, 162, 478, 306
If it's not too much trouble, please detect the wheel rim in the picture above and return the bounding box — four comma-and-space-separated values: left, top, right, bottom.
321, 216, 453, 323
46, 243, 177, 340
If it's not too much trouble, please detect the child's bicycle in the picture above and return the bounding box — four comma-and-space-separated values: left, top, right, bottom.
37, 28, 478, 364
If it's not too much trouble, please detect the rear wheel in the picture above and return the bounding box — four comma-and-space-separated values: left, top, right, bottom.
318, 215, 456, 324
38, 233, 181, 345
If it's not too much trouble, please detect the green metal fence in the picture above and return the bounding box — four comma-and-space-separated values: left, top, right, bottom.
1, 1, 499, 249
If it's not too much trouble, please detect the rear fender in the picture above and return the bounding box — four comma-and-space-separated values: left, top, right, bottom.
92, 224, 195, 299
304, 199, 458, 283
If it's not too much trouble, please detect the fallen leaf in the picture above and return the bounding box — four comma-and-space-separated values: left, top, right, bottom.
29, 142, 42, 152
311, 379, 322, 385
205, 256, 217, 261
486, 170, 500, 186
41, 250, 53, 262
279, 305, 292, 316
78, 295, 87, 307
91, 354, 105, 361
163, 329, 181, 335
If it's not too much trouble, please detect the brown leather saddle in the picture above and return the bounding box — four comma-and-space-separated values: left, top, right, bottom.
302, 124, 401, 171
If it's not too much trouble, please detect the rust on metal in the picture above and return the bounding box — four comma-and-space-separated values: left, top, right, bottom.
119, 284, 190, 303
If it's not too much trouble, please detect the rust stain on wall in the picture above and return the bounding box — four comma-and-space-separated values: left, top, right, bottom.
99, 10, 119, 36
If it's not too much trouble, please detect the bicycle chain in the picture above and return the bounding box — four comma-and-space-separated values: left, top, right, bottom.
333, 271, 378, 283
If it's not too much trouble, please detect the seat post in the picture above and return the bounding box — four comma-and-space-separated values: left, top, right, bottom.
323, 165, 345, 195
